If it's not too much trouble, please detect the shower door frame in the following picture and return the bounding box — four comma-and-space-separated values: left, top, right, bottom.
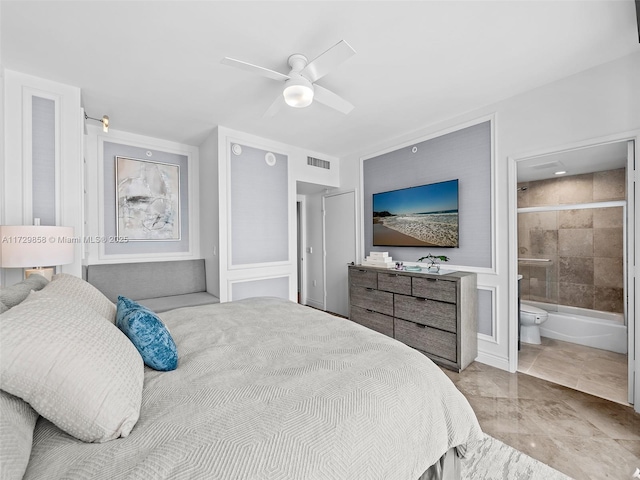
508, 132, 639, 413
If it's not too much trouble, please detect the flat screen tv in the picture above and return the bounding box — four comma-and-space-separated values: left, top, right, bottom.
373, 179, 459, 247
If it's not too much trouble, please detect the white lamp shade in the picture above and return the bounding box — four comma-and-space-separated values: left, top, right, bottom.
0, 226, 75, 268
283, 75, 314, 108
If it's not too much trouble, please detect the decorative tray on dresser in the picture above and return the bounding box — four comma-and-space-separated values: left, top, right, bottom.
348, 265, 478, 372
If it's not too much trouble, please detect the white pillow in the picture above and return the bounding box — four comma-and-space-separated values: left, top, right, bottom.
0, 390, 39, 480
0, 293, 144, 443
28, 273, 116, 323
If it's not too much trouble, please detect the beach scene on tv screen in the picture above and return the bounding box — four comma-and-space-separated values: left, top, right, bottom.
373, 180, 459, 247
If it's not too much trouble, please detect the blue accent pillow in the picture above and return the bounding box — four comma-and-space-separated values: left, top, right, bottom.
116, 296, 178, 371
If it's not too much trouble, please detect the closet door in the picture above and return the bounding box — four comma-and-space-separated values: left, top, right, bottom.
324, 190, 356, 316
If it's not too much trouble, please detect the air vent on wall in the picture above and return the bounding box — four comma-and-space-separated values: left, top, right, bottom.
307, 156, 330, 170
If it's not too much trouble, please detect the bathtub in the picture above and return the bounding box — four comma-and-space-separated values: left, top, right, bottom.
524, 300, 627, 354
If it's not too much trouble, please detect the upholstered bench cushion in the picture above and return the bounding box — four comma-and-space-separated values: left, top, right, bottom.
137, 292, 219, 313
85, 260, 219, 313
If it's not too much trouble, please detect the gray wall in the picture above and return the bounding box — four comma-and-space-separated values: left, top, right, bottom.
32, 97, 56, 225
230, 144, 288, 265
363, 121, 492, 267
232, 276, 289, 301
477, 289, 493, 336
103, 141, 190, 254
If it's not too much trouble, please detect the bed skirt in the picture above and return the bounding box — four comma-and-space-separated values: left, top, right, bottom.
419, 447, 461, 480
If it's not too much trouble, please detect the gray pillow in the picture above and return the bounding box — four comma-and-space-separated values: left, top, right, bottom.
0, 301, 8, 314
0, 293, 144, 443
0, 275, 49, 309
0, 390, 39, 480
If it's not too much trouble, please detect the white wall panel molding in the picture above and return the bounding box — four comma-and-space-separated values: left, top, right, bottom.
229, 274, 291, 302
359, 114, 497, 273
87, 126, 200, 263
214, 126, 338, 303
2, 70, 82, 284
475, 273, 510, 370
226, 141, 289, 269
477, 285, 498, 343
21, 88, 61, 227
355, 113, 505, 370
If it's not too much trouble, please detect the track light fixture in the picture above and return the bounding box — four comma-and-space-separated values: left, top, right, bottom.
84, 112, 109, 132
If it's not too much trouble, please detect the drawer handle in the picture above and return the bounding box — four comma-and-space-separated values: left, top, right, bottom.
415, 297, 427, 301
358, 269, 368, 273
366, 288, 374, 291
366, 309, 374, 313
415, 323, 426, 329
427, 278, 437, 282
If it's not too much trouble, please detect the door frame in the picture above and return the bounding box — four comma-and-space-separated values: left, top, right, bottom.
507, 131, 639, 412
296, 195, 307, 305
322, 189, 359, 312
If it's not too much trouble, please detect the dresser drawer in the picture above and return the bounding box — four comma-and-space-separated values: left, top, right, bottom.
394, 294, 457, 333
394, 318, 457, 362
349, 268, 377, 289
412, 277, 457, 303
350, 286, 393, 316
350, 305, 394, 337
378, 272, 411, 294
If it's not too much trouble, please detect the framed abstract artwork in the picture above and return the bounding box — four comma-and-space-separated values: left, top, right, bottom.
115, 156, 181, 241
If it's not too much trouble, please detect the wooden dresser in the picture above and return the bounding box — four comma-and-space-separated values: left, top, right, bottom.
348, 265, 478, 372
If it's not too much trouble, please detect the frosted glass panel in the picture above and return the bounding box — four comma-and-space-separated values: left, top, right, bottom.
32, 96, 56, 225
230, 144, 288, 265
232, 276, 289, 301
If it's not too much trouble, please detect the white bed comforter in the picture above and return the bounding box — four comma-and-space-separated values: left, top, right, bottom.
25, 297, 482, 480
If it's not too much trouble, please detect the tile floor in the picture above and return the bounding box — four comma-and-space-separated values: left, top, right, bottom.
517, 337, 629, 405
443, 362, 640, 480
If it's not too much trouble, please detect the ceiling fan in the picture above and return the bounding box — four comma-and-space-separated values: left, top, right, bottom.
221, 40, 356, 116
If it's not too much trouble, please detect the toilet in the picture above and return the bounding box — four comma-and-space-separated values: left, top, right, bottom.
520, 302, 548, 344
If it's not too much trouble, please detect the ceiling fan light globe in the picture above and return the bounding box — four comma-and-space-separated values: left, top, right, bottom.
283, 84, 314, 108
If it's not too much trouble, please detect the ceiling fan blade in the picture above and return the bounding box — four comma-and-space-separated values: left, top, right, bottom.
263, 93, 285, 118
221, 57, 290, 82
301, 40, 356, 83
313, 85, 354, 115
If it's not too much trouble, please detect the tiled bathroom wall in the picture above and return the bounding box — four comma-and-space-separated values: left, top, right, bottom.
517, 168, 625, 313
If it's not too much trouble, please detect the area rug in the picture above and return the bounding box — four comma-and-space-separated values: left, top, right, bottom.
461, 434, 572, 479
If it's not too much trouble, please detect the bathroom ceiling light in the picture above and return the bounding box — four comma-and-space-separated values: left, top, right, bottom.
554, 170, 567, 175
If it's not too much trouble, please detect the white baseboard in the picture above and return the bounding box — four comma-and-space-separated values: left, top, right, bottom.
304, 298, 324, 310
475, 351, 511, 372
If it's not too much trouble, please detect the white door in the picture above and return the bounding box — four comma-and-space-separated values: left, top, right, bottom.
626, 139, 637, 408
323, 191, 357, 316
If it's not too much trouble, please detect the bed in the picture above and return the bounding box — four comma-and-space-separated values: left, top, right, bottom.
0, 274, 483, 480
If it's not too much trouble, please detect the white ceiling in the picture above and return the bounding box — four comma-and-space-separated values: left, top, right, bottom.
517, 141, 629, 183
1, 1, 638, 158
